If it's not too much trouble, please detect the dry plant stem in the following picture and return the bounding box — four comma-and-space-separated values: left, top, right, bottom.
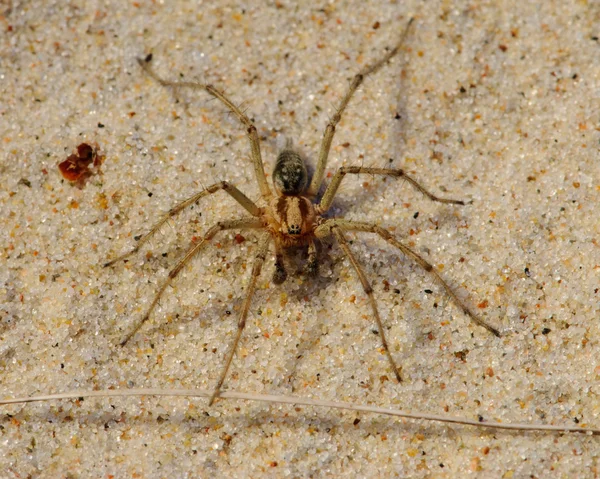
331, 226, 403, 382
104, 181, 260, 267
137, 58, 272, 199
332, 219, 500, 337
2, 388, 598, 435
210, 234, 271, 405
307, 17, 415, 197
119, 218, 263, 345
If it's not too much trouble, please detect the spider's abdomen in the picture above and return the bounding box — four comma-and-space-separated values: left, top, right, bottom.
272, 148, 308, 196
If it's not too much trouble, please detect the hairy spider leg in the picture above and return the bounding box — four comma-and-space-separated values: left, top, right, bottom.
318, 219, 500, 337
329, 225, 404, 381
318, 166, 464, 214
104, 181, 260, 267
210, 233, 271, 405
272, 239, 288, 285
137, 57, 272, 199
305, 238, 319, 277
118, 218, 263, 345
306, 17, 415, 198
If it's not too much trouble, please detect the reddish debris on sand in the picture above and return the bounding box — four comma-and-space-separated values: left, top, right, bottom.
58, 142, 104, 184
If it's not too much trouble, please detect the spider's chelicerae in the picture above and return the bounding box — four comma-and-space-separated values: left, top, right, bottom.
106, 18, 500, 405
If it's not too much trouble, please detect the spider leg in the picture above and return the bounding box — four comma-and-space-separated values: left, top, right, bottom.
319, 224, 403, 382
104, 181, 260, 267
272, 240, 287, 285
318, 167, 464, 214
138, 57, 272, 199
118, 217, 263, 346
324, 219, 501, 337
306, 17, 415, 198
210, 233, 271, 405
305, 238, 319, 277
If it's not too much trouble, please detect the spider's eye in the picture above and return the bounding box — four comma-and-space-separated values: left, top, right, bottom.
273, 149, 308, 195
288, 225, 301, 235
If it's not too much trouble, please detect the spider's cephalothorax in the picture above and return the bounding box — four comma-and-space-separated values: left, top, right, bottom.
106, 18, 500, 406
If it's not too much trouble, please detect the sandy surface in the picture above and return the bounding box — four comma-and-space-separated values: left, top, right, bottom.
1, 0, 599, 477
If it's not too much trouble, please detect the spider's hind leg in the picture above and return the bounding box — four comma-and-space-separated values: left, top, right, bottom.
324, 224, 403, 382
118, 217, 263, 346
336, 219, 501, 337
210, 233, 271, 405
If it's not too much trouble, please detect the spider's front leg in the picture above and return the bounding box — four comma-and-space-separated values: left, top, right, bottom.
104, 181, 260, 267
137, 57, 272, 200
318, 166, 465, 214
306, 18, 415, 198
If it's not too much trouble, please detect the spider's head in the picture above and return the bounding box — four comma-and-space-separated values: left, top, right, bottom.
269, 194, 317, 240
272, 148, 308, 196
273, 196, 313, 236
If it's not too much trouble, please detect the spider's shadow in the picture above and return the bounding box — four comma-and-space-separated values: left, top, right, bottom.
275, 241, 341, 391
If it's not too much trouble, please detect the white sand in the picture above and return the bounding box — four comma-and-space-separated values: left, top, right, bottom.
1, 0, 599, 476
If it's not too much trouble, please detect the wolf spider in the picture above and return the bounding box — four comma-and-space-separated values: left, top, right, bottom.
105, 18, 500, 405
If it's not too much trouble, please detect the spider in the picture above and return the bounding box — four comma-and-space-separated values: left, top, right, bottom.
105, 18, 500, 405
